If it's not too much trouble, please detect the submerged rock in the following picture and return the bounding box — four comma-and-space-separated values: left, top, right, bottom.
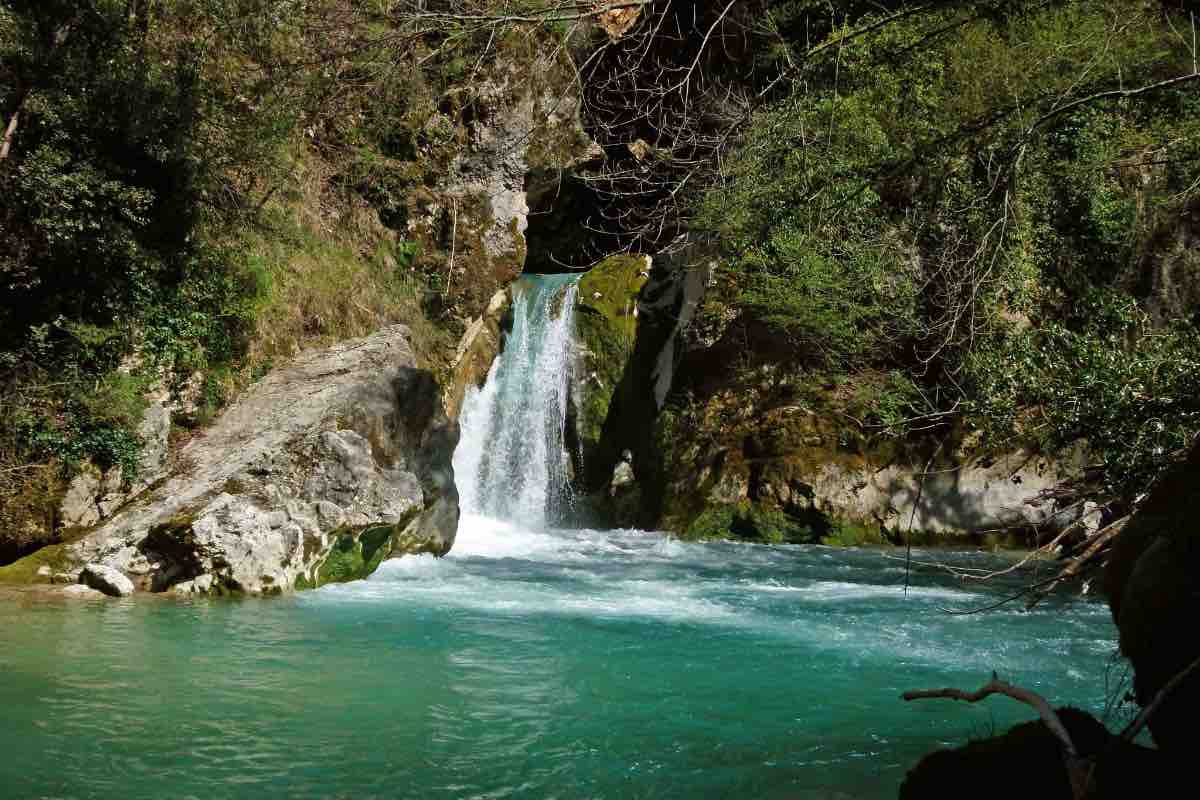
60, 583, 106, 598
5, 326, 459, 596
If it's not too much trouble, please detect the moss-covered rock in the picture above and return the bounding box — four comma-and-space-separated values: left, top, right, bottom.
682, 500, 819, 544
310, 525, 395, 588
0, 465, 67, 567
647, 368, 1086, 548
0, 543, 71, 585
573, 254, 650, 461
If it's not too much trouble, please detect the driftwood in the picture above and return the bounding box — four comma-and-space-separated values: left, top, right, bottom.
904, 672, 1093, 799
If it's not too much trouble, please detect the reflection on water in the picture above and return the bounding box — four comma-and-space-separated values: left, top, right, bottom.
0, 518, 1119, 799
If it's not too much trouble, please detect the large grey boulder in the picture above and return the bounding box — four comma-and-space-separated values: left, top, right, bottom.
79, 564, 134, 597
61, 325, 458, 596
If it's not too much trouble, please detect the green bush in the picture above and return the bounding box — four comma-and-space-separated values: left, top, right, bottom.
966, 292, 1200, 493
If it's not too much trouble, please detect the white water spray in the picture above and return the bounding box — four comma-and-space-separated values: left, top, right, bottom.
453, 274, 580, 528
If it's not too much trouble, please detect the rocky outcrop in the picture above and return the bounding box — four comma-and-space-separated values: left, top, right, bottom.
59, 383, 172, 531
1102, 440, 1200, 751
445, 288, 511, 419
654, 389, 1089, 543
406, 41, 595, 319
569, 252, 710, 526
571, 254, 650, 467
2, 326, 458, 595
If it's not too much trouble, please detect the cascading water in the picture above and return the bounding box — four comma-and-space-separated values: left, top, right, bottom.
453, 273, 580, 527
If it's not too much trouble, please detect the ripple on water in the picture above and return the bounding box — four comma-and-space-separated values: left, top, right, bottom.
0, 519, 1119, 800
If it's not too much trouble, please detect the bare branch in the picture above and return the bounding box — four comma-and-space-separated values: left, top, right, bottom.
904, 672, 1092, 799
1119, 653, 1200, 743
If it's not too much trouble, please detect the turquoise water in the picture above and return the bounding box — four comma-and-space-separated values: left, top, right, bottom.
0, 515, 1120, 799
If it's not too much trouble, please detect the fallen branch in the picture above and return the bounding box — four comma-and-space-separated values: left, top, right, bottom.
904, 672, 1091, 798
1025, 514, 1130, 608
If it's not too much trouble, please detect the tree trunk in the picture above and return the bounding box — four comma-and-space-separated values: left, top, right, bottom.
0, 89, 28, 162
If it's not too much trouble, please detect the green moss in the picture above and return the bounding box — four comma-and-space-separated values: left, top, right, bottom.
574, 255, 650, 452
577, 254, 648, 339
0, 544, 70, 585
820, 521, 887, 547
683, 501, 817, 544
308, 524, 398, 589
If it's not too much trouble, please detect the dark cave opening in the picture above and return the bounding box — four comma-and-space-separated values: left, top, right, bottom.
522, 169, 617, 275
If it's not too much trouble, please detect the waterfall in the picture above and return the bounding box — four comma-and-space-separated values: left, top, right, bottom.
453, 274, 580, 528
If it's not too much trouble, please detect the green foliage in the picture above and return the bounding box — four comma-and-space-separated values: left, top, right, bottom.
699, 94, 919, 366
693, 0, 1200, 497
0, 0, 470, 512
684, 501, 816, 544
966, 293, 1200, 493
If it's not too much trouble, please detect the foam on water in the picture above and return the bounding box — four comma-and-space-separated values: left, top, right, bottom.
1, 514, 1120, 799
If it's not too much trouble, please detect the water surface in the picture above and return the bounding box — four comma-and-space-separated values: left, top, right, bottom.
1, 516, 1120, 799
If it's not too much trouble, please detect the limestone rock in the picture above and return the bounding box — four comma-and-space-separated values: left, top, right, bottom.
35, 326, 459, 596
403, 43, 594, 319
655, 388, 1092, 542
446, 288, 511, 419
79, 564, 134, 597
61, 583, 106, 598
59, 383, 173, 530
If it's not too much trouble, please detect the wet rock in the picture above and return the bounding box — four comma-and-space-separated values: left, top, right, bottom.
79, 564, 134, 597
446, 288, 510, 419
60, 584, 106, 598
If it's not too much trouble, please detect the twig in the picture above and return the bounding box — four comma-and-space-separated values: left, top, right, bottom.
445, 199, 458, 298
1119, 653, 1200, 743
904, 672, 1091, 798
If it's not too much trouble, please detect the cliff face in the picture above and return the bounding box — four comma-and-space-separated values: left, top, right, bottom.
404, 38, 596, 321
0, 327, 458, 595
565, 251, 1091, 543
